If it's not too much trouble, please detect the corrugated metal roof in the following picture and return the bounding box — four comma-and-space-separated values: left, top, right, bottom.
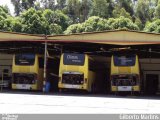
0, 30, 160, 45
47, 30, 160, 45
0, 31, 45, 41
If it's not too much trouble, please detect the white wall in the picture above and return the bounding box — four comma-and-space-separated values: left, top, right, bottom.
0, 54, 13, 77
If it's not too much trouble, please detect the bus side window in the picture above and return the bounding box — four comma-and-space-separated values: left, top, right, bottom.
38, 57, 44, 68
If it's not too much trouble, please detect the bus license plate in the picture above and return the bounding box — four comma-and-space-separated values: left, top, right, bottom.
16, 84, 31, 89
22, 84, 26, 87
118, 86, 132, 91
64, 84, 80, 89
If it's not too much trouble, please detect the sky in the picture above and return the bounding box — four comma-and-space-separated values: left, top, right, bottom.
0, 0, 14, 16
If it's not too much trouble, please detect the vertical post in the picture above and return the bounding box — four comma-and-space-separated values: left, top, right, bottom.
43, 41, 47, 92
1, 71, 3, 91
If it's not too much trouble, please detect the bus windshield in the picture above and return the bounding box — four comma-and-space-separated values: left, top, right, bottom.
114, 55, 136, 66
63, 53, 85, 66
15, 54, 35, 65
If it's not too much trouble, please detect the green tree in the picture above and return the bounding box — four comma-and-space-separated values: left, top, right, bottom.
66, 0, 81, 23
0, 6, 15, 32
43, 9, 72, 31
109, 16, 139, 30
34, 1, 42, 10
21, 0, 36, 10
50, 23, 63, 35
80, 0, 92, 22
64, 23, 83, 34
10, 17, 23, 32
64, 16, 111, 34
11, 0, 21, 16
11, 0, 40, 16
1, 16, 23, 32
144, 19, 160, 33
135, 0, 150, 26
89, 0, 114, 18
57, 0, 66, 10
154, 3, 160, 19
40, 0, 56, 10
20, 8, 49, 34
112, 8, 132, 19
0, 5, 10, 15
64, 16, 139, 34
0, 6, 9, 18
20, 8, 64, 35
135, 17, 143, 30
82, 16, 110, 32
115, 0, 134, 16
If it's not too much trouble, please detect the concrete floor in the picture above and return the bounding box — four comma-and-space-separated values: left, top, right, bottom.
0, 93, 160, 114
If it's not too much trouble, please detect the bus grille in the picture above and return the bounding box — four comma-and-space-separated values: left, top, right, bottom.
111, 75, 138, 86
13, 73, 36, 84
117, 80, 132, 86
62, 74, 84, 85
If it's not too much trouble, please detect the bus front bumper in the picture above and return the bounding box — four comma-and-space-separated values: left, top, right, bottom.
12, 84, 38, 90
58, 83, 87, 90
111, 86, 140, 92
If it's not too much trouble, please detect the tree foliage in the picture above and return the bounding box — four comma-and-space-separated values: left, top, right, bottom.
65, 0, 81, 23
112, 8, 132, 20
64, 16, 111, 34
43, 9, 72, 31
109, 16, 139, 30
154, 2, 160, 19
80, 0, 92, 22
20, 8, 49, 34
64, 16, 139, 34
57, 0, 66, 10
115, 0, 134, 16
0, 6, 14, 31
0, 0, 159, 34
11, 0, 21, 16
40, 0, 56, 10
144, 19, 160, 33
20, 8, 64, 35
90, 0, 113, 19
11, 0, 38, 16
135, 0, 150, 25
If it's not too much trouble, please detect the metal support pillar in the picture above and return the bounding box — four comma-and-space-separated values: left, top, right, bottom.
0, 71, 3, 91
43, 42, 47, 92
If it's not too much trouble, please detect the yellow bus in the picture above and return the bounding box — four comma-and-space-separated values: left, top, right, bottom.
12, 54, 44, 90
58, 53, 96, 92
110, 54, 141, 94
12, 54, 59, 91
